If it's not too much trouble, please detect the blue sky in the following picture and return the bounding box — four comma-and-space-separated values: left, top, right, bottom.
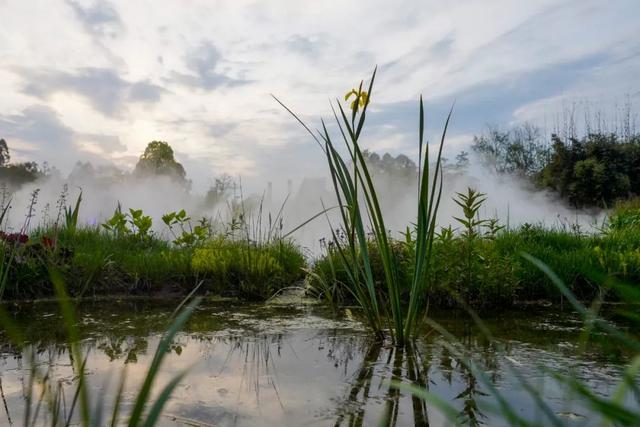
0, 0, 638, 190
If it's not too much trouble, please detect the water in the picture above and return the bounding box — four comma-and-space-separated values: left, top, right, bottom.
0, 295, 634, 426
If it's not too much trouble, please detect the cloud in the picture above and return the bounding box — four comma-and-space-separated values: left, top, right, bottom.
0, 105, 124, 170
285, 34, 327, 56
20, 67, 165, 116
172, 41, 251, 90
67, 0, 122, 38
79, 133, 127, 153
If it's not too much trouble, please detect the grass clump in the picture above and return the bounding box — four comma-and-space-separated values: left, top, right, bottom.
192, 237, 305, 300
276, 69, 448, 345
0, 199, 307, 301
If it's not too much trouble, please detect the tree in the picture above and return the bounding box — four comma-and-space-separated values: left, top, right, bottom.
472, 123, 550, 177
0, 138, 40, 187
0, 139, 10, 166
134, 141, 188, 185
361, 150, 417, 184
204, 174, 233, 206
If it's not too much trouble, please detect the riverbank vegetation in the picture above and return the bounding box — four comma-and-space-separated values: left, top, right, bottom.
0, 199, 306, 301
310, 195, 640, 308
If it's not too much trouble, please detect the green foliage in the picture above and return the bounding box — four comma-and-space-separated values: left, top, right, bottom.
128, 208, 152, 239
538, 133, 640, 208
472, 123, 550, 177
608, 196, 640, 230
134, 141, 189, 187
162, 209, 210, 247
453, 188, 487, 238
0, 138, 42, 188
64, 189, 82, 232
0, 138, 9, 166
102, 204, 129, 236
311, 221, 640, 308
472, 125, 640, 208
102, 205, 152, 240
191, 237, 305, 300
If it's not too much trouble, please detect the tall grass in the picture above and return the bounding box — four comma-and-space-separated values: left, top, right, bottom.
275, 69, 450, 346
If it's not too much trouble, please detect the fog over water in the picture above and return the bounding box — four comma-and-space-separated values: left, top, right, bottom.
3, 145, 604, 256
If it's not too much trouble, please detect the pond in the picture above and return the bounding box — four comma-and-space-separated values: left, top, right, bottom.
0, 294, 633, 426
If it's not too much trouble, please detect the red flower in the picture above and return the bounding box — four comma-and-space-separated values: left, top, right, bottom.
42, 235, 55, 249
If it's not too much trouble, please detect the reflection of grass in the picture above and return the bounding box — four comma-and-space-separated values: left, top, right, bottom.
398, 255, 640, 426
0, 268, 200, 426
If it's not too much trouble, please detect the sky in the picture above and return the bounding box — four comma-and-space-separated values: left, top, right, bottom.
1, 0, 639, 192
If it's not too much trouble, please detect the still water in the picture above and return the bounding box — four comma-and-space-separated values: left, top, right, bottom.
0, 295, 633, 426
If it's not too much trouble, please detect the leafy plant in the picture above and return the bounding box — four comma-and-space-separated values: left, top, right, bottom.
102, 204, 129, 236
64, 189, 82, 233
453, 188, 487, 238
162, 209, 209, 247
128, 208, 152, 239
102, 205, 152, 240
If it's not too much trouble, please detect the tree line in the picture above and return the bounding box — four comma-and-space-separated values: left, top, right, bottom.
472, 125, 640, 208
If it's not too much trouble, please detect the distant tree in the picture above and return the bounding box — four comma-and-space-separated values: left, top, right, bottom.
204, 174, 233, 206
0, 139, 10, 166
134, 141, 188, 186
361, 150, 417, 184
539, 133, 640, 208
472, 123, 550, 178
0, 139, 41, 187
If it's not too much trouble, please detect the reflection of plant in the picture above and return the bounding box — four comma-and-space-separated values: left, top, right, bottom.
401, 255, 640, 426
0, 270, 200, 426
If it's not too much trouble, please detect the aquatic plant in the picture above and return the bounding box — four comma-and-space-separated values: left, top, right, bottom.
0, 269, 200, 426
276, 69, 450, 345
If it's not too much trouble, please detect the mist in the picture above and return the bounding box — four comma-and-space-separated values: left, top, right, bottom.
1, 145, 605, 257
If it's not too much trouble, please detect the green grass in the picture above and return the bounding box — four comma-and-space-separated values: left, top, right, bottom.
310, 224, 640, 308
1, 225, 306, 301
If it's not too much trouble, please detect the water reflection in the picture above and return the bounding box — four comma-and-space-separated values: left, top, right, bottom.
0, 300, 633, 426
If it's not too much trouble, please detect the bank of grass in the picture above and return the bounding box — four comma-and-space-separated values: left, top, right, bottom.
1, 226, 306, 301
310, 201, 640, 308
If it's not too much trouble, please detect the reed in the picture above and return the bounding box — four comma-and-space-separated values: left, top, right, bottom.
275, 69, 450, 346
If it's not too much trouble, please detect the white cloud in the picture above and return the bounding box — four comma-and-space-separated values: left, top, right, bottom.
0, 0, 638, 190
